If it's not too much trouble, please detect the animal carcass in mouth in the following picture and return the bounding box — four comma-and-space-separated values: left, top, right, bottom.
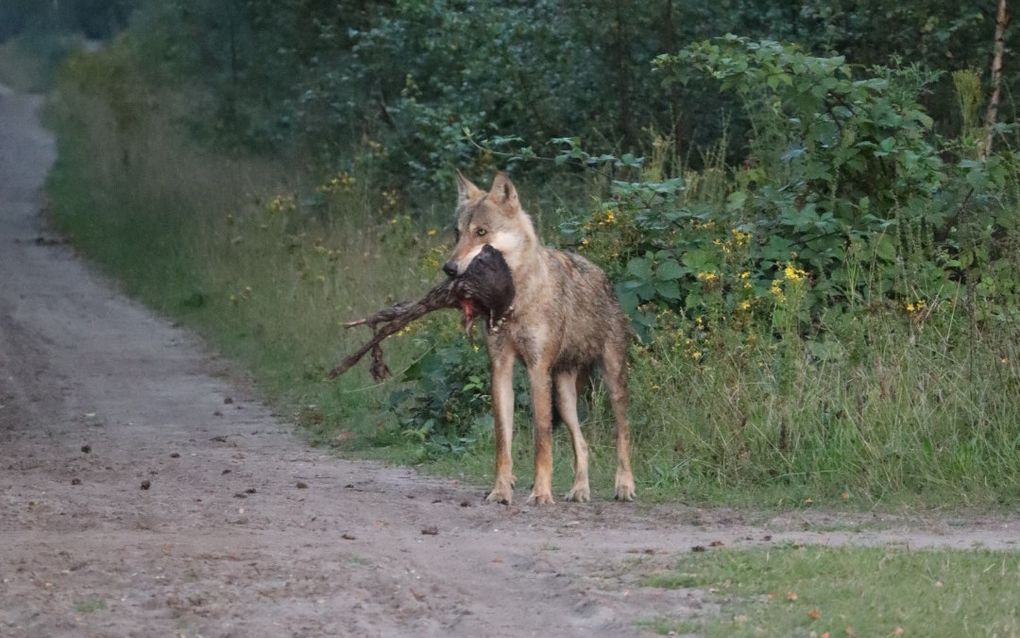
328, 245, 515, 381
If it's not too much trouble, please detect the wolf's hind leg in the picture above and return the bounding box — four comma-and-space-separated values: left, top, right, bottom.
602, 343, 635, 501
555, 370, 590, 502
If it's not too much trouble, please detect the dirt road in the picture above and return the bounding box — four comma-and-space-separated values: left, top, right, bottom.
1, 84, 1018, 638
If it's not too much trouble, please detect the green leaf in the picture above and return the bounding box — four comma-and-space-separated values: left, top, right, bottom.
655, 259, 685, 280
682, 248, 716, 272
874, 234, 897, 261
726, 190, 747, 212
655, 280, 681, 300
762, 235, 794, 263
626, 257, 652, 279
615, 287, 639, 315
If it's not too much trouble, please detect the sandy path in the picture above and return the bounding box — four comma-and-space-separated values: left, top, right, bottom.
1, 85, 1018, 638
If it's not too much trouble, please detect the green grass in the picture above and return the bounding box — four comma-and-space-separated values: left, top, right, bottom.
42, 51, 1020, 510
645, 545, 1020, 637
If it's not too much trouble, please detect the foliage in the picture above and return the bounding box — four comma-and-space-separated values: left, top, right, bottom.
81, 0, 1013, 195
388, 328, 494, 459
562, 38, 1020, 337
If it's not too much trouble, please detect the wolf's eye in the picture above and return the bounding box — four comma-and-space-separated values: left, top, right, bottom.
476, 228, 487, 237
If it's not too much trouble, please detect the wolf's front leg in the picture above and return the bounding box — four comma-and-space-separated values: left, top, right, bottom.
527, 362, 555, 505
486, 349, 516, 504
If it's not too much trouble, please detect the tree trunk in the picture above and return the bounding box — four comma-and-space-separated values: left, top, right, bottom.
613, 3, 637, 151
662, 0, 682, 164
981, 0, 1010, 158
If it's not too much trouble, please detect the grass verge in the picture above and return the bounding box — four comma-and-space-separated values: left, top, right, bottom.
645, 545, 1020, 637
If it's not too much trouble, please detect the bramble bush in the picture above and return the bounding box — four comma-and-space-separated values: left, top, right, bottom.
564, 38, 1019, 335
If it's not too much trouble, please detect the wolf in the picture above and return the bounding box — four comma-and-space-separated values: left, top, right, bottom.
443, 171, 636, 505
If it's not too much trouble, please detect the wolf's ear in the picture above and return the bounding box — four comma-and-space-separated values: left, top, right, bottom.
488, 171, 520, 214
456, 170, 483, 205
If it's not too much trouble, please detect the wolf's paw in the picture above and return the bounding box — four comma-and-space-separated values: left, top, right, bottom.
564, 483, 591, 503
614, 471, 636, 502
526, 490, 555, 505
486, 484, 513, 505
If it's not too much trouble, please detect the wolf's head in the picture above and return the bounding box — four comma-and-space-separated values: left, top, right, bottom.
442, 171, 538, 278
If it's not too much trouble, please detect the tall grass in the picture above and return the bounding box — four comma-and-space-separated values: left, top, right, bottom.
625, 309, 1020, 506
47, 52, 1020, 508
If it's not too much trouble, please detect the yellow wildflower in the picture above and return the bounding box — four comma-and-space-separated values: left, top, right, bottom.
696, 271, 719, 283
316, 172, 355, 194
380, 189, 400, 212
905, 299, 927, 314
770, 279, 785, 301
739, 300, 752, 311
267, 194, 297, 214
783, 262, 808, 283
